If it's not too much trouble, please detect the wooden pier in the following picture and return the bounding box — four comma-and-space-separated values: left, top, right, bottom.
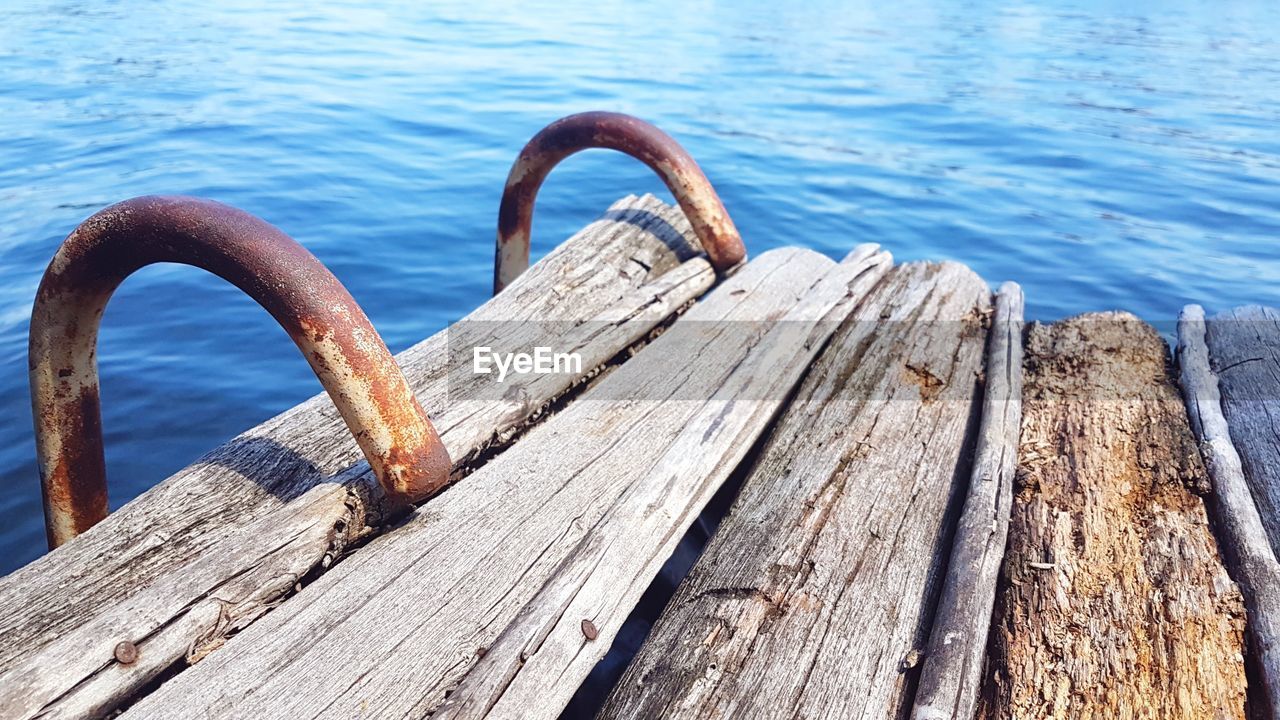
1, 195, 1277, 719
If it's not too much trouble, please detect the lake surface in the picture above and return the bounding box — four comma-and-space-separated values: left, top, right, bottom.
1, 0, 1278, 572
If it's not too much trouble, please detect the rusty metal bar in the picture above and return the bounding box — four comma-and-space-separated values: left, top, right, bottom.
30, 196, 452, 549
494, 111, 746, 294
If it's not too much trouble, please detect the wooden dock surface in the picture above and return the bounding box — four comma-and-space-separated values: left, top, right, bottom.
598, 261, 991, 720
979, 313, 1245, 719
1, 196, 1277, 720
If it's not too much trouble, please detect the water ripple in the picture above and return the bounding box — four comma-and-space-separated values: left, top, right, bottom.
0, 0, 1278, 569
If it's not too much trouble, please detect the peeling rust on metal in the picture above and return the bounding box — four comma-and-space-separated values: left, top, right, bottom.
494, 111, 746, 293
30, 196, 451, 549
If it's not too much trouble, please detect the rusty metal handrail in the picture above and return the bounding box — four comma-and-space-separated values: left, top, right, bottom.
494, 111, 746, 294
30, 196, 452, 548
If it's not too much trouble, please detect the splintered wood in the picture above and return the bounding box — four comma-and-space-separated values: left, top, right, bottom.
1179, 305, 1280, 716
599, 261, 991, 720
912, 282, 1025, 720
7, 206, 1273, 720
0, 195, 716, 720
1205, 306, 1280, 560
980, 313, 1247, 720
121, 246, 893, 720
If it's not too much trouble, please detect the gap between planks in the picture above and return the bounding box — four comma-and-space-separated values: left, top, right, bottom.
1177, 305, 1280, 718
0, 195, 716, 720
598, 260, 992, 720
979, 312, 1247, 719
911, 281, 1024, 720
120, 245, 894, 720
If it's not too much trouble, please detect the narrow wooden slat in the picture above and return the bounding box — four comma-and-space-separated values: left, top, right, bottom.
911, 281, 1024, 720
980, 313, 1246, 719
599, 261, 991, 720
0, 195, 716, 720
1205, 305, 1280, 559
122, 245, 893, 720
1178, 304, 1280, 716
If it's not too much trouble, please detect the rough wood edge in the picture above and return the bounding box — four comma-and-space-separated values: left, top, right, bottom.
0, 195, 717, 720
911, 281, 1024, 720
1205, 305, 1280, 564
1178, 304, 1280, 718
115, 246, 879, 720
595, 260, 993, 720
430, 245, 894, 720
976, 310, 1247, 718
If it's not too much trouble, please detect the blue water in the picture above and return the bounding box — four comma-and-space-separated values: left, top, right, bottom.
2, 0, 1278, 573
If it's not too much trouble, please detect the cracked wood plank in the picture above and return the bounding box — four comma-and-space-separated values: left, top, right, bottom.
121, 244, 894, 720
1179, 305, 1280, 717
0, 195, 716, 720
911, 281, 1024, 720
598, 261, 991, 720
979, 313, 1247, 720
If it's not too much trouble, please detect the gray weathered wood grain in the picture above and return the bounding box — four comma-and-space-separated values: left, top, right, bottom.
121, 244, 893, 720
911, 281, 1024, 720
598, 261, 992, 720
1205, 305, 1280, 560
1179, 304, 1280, 717
0, 195, 716, 720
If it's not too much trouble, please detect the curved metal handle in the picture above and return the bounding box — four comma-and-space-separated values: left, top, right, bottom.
494, 111, 746, 294
30, 196, 452, 548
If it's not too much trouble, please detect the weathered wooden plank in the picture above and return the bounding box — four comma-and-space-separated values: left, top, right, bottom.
0, 195, 717, 720
911, 281, 1024, 720
121, 245, 893, 720
1205, 305, 1280, 559
599, 261, 991, 720
979, 313, 1247, 719
1179, 305, 1280, 717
